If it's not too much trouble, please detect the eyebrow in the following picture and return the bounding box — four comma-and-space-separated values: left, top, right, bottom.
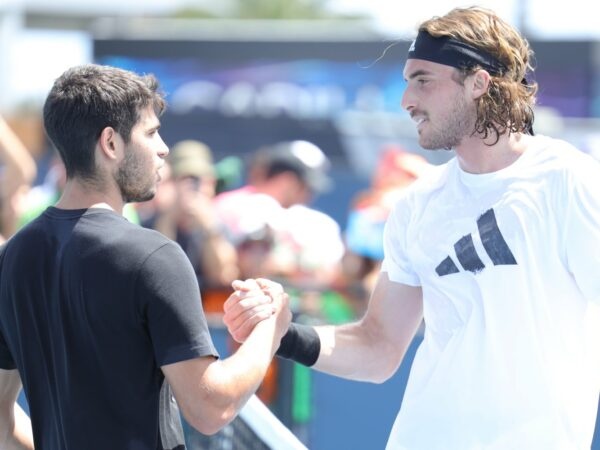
147, 121, 161, 132
404, 69, 434, 81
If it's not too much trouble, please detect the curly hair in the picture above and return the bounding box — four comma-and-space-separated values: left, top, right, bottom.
419, 7, 537, 143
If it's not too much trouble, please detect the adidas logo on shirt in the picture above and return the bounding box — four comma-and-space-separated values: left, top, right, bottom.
436, 208, 517, 276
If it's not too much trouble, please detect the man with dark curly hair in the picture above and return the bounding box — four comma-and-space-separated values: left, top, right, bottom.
224, 6, 600, 449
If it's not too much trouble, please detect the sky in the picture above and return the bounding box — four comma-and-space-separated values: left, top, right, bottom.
327, 0, 600, 39
6, 0, 600, 38
0, 0, 598, 111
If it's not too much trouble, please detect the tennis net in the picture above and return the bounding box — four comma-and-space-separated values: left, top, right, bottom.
183, 394, 308, 450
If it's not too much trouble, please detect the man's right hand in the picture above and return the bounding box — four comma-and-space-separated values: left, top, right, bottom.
164, 278, 291, 435
223, 278, 290, 343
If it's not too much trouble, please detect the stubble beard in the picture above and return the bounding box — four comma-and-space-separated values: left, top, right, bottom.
115, 148, 156, 204
418, 95, 476, 151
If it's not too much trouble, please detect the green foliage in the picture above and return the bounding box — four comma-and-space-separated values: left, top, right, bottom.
236, 0, 332, 19
172, 7, 217, 19
173, 0, 368, 20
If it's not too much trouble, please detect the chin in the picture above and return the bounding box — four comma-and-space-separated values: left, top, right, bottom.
418, 140, 438, 151
138, 191, 156, 203
124, 189, 156, 204
419, 136, 453, 151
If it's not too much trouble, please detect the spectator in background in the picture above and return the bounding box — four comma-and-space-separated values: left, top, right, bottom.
141, 139, 239, 291
215, 140, 345, 289
0, 115, 37, 242
214, 141, 350, 434
341, 146, 430, 314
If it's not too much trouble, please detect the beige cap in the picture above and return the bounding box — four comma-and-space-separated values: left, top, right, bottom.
168, 140, 215, 179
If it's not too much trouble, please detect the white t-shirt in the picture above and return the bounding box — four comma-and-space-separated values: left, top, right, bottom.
382, 136, 600, 450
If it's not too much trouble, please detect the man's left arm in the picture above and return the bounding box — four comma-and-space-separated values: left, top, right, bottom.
0, 369, 34, 450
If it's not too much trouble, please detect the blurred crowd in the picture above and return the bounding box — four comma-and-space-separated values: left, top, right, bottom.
0, 109, 429, 440
0, 113, 431, 324
1, 110, 433, 438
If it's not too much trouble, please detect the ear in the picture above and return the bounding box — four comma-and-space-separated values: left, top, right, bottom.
469, 69, 491, 100
97, 126, 122, 162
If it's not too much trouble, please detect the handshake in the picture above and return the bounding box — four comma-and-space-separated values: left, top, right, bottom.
223, 278, 321, 367
223, 278, 291, 344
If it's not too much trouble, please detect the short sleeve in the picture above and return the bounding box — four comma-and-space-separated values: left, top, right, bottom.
0, 245, 16, 370
0, 328, 16, 370
563, 158, 600, 304
381, 198, 421, 286
136, 242, 219, 367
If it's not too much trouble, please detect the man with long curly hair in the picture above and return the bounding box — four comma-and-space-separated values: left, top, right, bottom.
224, 6, 600, 449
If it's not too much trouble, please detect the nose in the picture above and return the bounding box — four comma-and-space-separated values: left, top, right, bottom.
401, 85, 415, 112
157, 134, 169, 159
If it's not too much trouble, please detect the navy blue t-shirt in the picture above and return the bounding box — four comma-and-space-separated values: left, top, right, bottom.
0, 207, 218, 449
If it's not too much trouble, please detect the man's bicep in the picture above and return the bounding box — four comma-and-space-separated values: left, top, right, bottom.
162, 356, 213, 393
161, 356, 217, 427
313, 273, 423, 382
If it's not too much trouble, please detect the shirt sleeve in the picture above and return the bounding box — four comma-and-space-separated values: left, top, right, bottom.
0, 329, 16, 370
136, 241, 219, 367
562, 157, 600, 304
0, 245, 16, 370
381, 197, 421, 286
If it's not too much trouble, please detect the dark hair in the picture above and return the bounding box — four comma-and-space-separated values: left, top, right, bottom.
43, 64, 166, 180
420, 7, 537, 143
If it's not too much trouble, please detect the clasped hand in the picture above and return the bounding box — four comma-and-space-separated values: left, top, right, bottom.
223, 278, 290, 343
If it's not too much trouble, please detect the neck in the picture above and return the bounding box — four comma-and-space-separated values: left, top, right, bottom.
55, 177, 124, 213
454, 132, 531, 174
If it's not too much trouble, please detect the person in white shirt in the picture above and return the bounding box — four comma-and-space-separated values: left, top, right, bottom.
223, 6, 600, 450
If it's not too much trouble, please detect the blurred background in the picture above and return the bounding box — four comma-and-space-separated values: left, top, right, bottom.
2, 0, 600, 201
2, 0, 600, 449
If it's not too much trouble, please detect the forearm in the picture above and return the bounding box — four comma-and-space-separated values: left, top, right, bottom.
226, 275, 424, 385
187, 318, 280, 433
199, 233, 239, 286
0, 369, 34, 450
275, 316, 418, 384
311, 276, 423, 383
313, 321, 406, 383
0, 118, 37, 238
0, 118, 37, 193
213, 317, 278, 397
0, 403, 34, 450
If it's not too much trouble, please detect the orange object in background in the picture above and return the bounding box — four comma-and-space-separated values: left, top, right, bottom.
200, 287, 230, 314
